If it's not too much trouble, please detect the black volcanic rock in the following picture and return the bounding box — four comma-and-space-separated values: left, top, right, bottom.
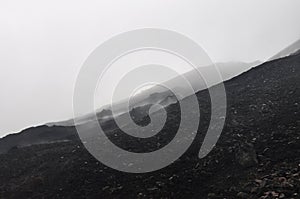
235, 142, 258, 168
96, 109, 112, 118
0, 53, 299, 198
0, 125, 77, 154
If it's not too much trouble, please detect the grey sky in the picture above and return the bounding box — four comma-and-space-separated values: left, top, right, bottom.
1, 0, 300, 137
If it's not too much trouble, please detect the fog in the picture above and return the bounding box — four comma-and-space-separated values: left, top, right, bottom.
0, 0, 300, 136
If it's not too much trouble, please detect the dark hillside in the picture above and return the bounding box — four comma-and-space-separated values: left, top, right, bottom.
0, 54, 299, 198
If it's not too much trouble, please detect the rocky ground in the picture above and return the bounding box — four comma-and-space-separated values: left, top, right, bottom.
0, 53, 299, 198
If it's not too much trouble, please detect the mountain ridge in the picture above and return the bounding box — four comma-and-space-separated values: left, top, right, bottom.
0, 50, 299, 198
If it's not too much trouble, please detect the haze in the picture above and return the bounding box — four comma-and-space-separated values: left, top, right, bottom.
1, 0, 300, 137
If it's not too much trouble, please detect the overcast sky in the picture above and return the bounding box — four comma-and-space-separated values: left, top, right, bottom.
0, 0, 300, 137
